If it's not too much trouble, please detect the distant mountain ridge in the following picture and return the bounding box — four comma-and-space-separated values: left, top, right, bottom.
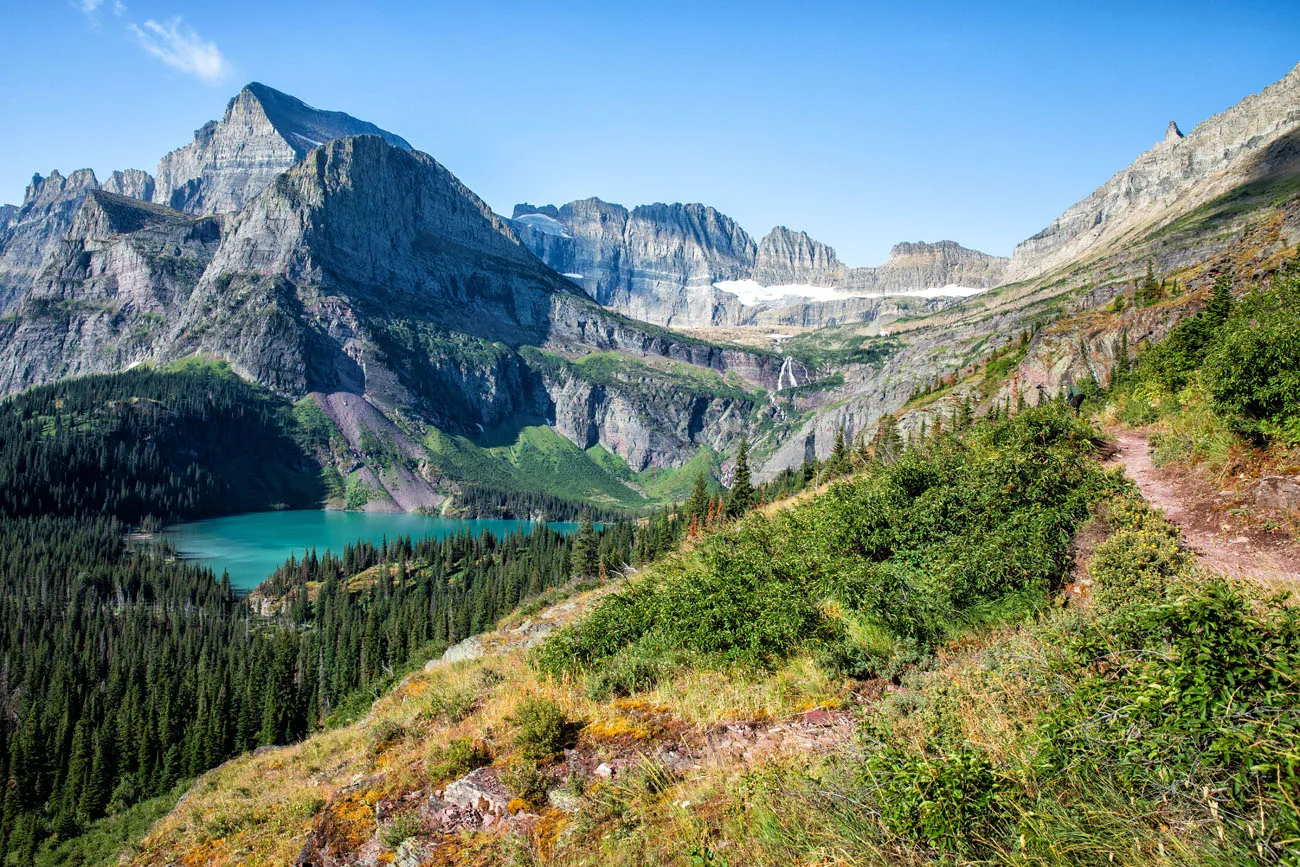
1, 62, 1298, 511
510, 200, 1008, 327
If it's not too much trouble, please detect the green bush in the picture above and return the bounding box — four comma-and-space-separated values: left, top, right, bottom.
1203, 275, 1300, 442
509, 697, 576, 764
378, 811, 425, 848
1040, 496, 1300, 862
422, 683, 479, 724
500, 757, 553, 807
365, 719, 406, 758
538, 405, 1105, 691
427, 736, 491, 784
865, 745, 1012, 854
1087, 494, 1190, 607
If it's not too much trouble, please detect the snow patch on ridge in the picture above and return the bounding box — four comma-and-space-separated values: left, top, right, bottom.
515, 213, 570, 238
713, 279, 986, 308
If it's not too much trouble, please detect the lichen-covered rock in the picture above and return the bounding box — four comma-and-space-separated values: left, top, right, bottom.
442, 767, 514, 817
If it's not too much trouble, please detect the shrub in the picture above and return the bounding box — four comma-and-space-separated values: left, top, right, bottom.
1041, 577, 1300, 860
509, 697, 575, 764
1203, 275, 1300, 442
365, 719, 406, 758
427, 737, 491, 784
1087, 494, 1190, 607
500, 757, 552, 808
865, 745, 1012, 854
378, 811, 424, 848
423, 682, 479, 724
538, 406, 1104, 695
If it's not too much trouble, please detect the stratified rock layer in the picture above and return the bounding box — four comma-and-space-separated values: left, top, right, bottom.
511, 201, 1007, 327
1007, 61, 1300, 282
152, 82, 412, 215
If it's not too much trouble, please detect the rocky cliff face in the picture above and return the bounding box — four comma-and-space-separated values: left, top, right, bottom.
1007, 61, 1300, 282
753, 226, 842, 285
0, 167, 157, 314
512, 201, 1007, 327
0, 170, 103, 312
152, 82, 412, 216
102, 169, 156, 201
848, 241, 1009, 292
0, 191, 221, 393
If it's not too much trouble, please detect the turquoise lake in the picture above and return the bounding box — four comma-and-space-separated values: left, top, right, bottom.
167, 510, 578, 591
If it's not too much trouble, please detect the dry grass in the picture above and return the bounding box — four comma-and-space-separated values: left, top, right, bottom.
127, 570, 848, 867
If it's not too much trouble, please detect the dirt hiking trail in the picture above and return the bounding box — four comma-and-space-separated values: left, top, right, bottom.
1108, 429, 1300, 591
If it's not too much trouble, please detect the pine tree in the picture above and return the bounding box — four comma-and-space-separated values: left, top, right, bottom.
570, 510, 599, 579
1112, 327, 1130, 388
1205, 275, 1234, 324
686, 471, 711, 525
828, 425, 851, 476
870, 413, 904, 465
726, 437, 756, 518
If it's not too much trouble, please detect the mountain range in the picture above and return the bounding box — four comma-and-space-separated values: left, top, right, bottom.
1, 61, 1298, 512
509, 202, 1007, 327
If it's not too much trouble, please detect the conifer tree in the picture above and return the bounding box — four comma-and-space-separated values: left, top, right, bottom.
870, 413, 904, 465
570, 510, 599, 579
1205, 275, 1234, 323
726, 437, 756, 518
686, 471, 711, 525
828, 425, 851, 476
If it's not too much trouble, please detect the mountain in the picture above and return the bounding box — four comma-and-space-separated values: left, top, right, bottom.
0, 82, 409, 315
0, 117, 789, 512
510, 200, 1008, 328
0, 168, 108, 312
3, 61, 1298, 511
152, 82, 412, 215
1007, 61, 1300, 282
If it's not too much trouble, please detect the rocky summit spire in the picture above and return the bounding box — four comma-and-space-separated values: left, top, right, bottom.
152, 83, 411, 216
1163, 120, 1184, 144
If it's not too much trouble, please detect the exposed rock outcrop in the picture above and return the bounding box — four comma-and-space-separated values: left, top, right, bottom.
1007, 61, 1300, 282
512, 201, 1007, 327
152, 82, 412, 215
0, 169, 102, 312
102, 168, 156, 201
0, 167, 156, 313
0, 190, 220, 391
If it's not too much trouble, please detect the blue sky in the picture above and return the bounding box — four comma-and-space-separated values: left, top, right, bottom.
2, 1, 1298, 263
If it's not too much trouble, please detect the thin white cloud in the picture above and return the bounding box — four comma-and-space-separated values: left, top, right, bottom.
128, 17, 230, 85
78, 0, 103, 14
113, 1, 126, 16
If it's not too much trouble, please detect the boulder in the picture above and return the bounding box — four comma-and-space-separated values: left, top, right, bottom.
442, 767, 513, 817
1254, 476, 1300, 511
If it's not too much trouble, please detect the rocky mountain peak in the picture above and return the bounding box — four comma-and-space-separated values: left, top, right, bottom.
239, 82, 412, 156
1, 169, 103, 311
513, 203, 560, 219
754, 226, 842, 284
1008, 60, 1300, 282
100, 168, 155, 202
152, 83, 411, 216
22, 169, 99, 209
